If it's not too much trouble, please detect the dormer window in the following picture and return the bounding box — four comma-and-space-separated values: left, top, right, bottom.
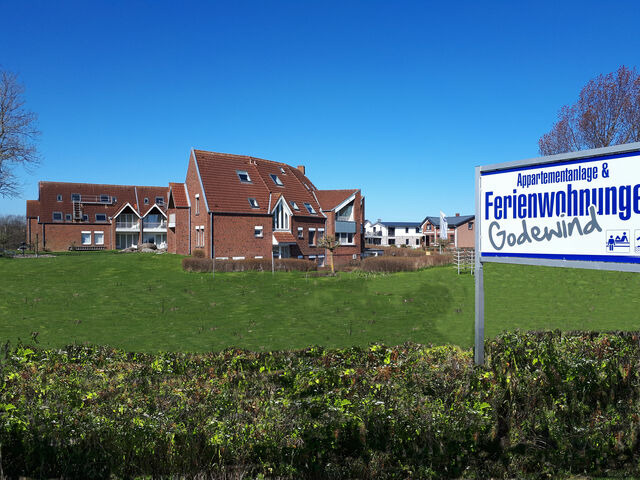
100, 194, 110, 203
237, 170, 251, 183
248, 197, 259, 209
290, 201, 299, 211
270, 174, 283, 186
96, 213, 107, 222
56, 194, 63, 202
280, 166, 286, 174
71, 193, 80, 202
273, 200, 290, 231
144, 197, 149, 205
155, 196, 164, 206
303, 202, 316, 214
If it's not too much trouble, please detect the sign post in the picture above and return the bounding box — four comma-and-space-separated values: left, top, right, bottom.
475, 143, 640, 365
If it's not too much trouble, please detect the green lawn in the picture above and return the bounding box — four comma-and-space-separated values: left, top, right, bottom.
1, 252, 639, 352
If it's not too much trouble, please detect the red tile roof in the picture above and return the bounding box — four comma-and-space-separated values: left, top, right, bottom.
192, 150, 324, 218
168, 182, 189, 208
273, 231, 297, 244
31, 181, 167, 224
314, 189, 358, 211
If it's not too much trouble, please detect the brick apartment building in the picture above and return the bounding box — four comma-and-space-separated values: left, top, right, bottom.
166, 149, 364, 266
420, 214, 475, 248
26, 149, 364, 265
26, 182, 168, 251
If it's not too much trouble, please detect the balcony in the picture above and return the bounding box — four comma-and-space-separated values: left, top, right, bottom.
73, 195, 114, 205
143, 220, 167, 232
335, 220, 356, 234
365, 231, 383, 237
115, 220, 140, 232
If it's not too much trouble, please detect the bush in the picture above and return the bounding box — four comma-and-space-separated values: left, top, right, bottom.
192, 248, 206, 258
182, 257, 316, 272
3, 332, 640, 478
360, 254, 450, 272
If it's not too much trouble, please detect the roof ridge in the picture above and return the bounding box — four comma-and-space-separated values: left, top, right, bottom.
193, 149, 289, 167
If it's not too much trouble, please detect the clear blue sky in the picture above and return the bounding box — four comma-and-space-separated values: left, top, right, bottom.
2, 0, 639, 220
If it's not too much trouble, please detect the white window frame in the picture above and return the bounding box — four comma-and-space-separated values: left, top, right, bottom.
254, 226, 263, 238
81, 231, 91, 245
308, 228, 316, 246
56, 194, 62, 202
336, 232, 355, 245
195, 194, 200, 215
290, 201, 299, 211
297, 227, 304, 239
232, 256, 245, 260
248, 197, 259, 209
270, 174, 283, 186
95, 213, 107, 222
52, 211, 63, 222
155, 196, 164, 206
94, 231, 104, 245
303, 202, 315, 214
237, 170, 252, 183
255, 256, 263, 259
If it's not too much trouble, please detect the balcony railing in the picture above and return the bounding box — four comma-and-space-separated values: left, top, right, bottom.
143, 221, 167, 229
116, 221, 139, 229
73, 195, 114, 205
365, 231, 383, 237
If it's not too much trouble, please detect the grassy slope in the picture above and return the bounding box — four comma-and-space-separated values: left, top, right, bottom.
1, 252, 639, 352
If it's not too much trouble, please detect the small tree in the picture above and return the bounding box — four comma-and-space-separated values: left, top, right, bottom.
539, 65, 640, 155
0, 70, 40, 198
318, 234, 341, 274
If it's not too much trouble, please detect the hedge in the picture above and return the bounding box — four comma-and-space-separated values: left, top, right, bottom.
360, 254, 450, 272
183, 257, 317, 272
2, 331, 640, 478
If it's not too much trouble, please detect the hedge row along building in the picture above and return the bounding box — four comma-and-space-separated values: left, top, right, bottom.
26, 149, 365, 265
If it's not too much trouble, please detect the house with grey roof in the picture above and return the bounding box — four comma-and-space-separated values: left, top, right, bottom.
420, 214, 475, 248
365, 220, 423, 248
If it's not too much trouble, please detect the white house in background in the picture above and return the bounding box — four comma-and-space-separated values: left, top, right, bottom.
364, 220, 422, 248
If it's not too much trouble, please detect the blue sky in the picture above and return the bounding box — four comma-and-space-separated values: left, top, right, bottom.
2, 0, 639, 220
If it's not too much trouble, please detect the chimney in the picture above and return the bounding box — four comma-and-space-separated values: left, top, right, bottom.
455, 213, 460, 216
297, 165, 305, 175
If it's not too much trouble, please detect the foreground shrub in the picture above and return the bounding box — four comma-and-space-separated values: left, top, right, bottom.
192, 248, 206, 258
2, 332, 640, 478
360, 253, 450, 272
182, 256, 316, 272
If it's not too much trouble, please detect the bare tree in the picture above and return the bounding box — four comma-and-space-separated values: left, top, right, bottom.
0, 70, 40, 197
539, 65, 640, 156
0, 214, 26, 250
318, 233, 341, 274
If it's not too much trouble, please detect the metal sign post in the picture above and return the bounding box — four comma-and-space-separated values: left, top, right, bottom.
474, 143, 640, 366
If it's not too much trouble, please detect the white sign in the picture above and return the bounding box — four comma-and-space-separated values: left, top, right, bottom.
479, 146, 640, 265
440, 211, 447, 240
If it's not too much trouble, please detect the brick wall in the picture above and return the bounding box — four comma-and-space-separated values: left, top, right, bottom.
167, 207, 191, 255
212, 214, 273, 259
41, 223, 115, 251
185, 153, 211, 257
290, 217, 326, 258
455, 220, 475, 248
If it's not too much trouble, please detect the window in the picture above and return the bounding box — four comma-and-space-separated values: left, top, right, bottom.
100, 194, 110, 203
237, 170, 251, 183
81, 231, 91, 245
155, 196, 164, 206
336, 201, 354, 221
254, 226, 263, 238
65, 213, 72, 222
426, 224, 432, 231
273, 201, 290, 230
388, 227, 395, 236
96, 213, 107, 222
195, 194, 200, 215
52, 212, 63, 221
388, 238, 395, 245
94, 231, 104, 245
468, 221, 474, 230
144, 197, 149, 205
232, 256, 245, 260
303, 202, 315, 214
297, 227, 303, 239
415, 227, 420, 233
270, 174, 283, 186
318, 228, 325, 242
57, 194, 62, 202
290, 201, 299, 211
195, 226, 205, 247
405, 239, 409, 245
113, 196, 117, 203
280, 166, 286, 174
71, 193, 80, 202
248, 197, 259, 209
406, 227, 409, 233
309, 228, 316, 246
255, 256, 263, 259
82, 214, 88, 221
416, 239, 420, 246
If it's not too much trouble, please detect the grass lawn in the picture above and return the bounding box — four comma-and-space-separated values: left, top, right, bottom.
1, 252, 639, 352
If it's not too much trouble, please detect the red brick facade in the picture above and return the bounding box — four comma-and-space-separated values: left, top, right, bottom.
27, 149, 365, 264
